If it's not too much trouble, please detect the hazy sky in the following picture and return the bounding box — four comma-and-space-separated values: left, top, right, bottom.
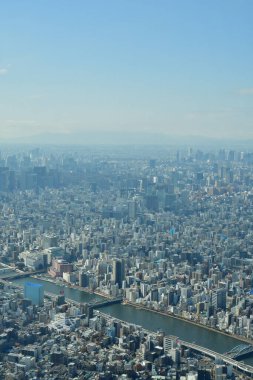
1, 0, 253, 142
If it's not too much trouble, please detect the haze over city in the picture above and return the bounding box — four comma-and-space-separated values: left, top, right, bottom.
2, 3, 253, 378
1, 0, 253, 144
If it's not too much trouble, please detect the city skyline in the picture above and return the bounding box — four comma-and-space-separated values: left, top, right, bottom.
1, 144, 253, 378
1, 0, 253, 143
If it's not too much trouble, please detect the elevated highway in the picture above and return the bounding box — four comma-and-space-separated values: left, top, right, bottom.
180, 340, 253, 377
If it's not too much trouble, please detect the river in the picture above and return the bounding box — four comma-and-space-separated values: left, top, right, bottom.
13, 277, 253, 366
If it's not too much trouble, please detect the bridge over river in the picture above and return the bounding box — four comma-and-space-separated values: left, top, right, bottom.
2, 270, 46, 280
225, 344, 253, 360
180, 341, 253, 377
94, 310, 253, 378
89, 296, 123, 308
7, 276, 253, 372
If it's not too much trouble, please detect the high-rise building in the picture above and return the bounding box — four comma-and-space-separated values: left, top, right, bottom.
128, 200, 137, 220
212, 288, 226, 311
43, 234, 58, 249
24, 282, 44, 306
112, 259, 125, 288
79, 271, 90, 287
146, 194, 159, 212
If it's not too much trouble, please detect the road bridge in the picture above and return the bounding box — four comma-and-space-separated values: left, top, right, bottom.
90, 296, 123, 308
3, 270, 46, 280
180, 340, 253, 377
225, 344, 253, 360
53, 296, 123, 309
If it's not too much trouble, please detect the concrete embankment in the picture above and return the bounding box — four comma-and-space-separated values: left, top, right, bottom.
123, 301, 253, 345
33, 275, 111, 299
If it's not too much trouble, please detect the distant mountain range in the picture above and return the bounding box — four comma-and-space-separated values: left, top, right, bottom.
1, 130, 253, 149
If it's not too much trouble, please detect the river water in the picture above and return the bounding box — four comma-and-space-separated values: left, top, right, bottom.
13, 277, 253, 365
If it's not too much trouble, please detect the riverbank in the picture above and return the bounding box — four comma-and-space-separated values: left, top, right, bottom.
12, 276, 253, 365
12, 274, 253, 347
123, 300, 253, 345
32, 275, 112, 299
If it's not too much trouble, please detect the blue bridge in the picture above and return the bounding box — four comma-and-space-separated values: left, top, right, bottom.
225, 344, 253, 360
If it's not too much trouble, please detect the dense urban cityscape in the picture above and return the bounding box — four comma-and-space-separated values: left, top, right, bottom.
1, 0, 253, 377
0, 145, 253, 379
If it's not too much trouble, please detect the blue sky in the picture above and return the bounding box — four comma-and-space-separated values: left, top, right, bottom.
0, 0, 253, 142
